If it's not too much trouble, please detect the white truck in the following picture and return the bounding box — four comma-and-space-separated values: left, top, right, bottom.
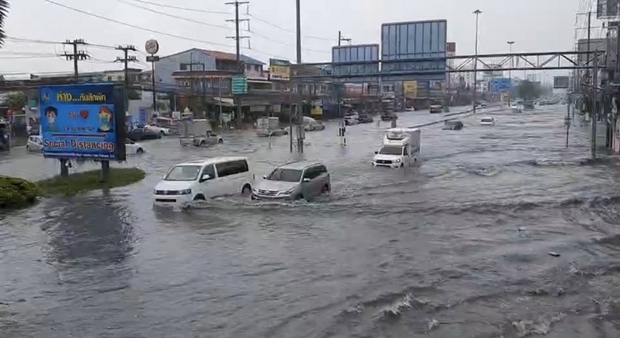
372, 128, 421, 168
256, 117, 288, 137
179, 119, 223, 147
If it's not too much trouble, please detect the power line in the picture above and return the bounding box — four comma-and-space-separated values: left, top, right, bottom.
123, 0, 229, 14
45, 0, 235, 49
119, 0, 333, 42
116, 0, 231, 31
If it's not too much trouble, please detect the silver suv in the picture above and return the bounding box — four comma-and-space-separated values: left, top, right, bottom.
252, 161, 331, 200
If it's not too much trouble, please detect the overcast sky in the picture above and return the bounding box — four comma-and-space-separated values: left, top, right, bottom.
0, 0, 598, 76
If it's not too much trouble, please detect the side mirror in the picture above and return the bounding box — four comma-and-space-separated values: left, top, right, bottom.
262, 175, 267, 179
200, 174, 211, 182
374, 151, 378, 154
303, 178, 311, 183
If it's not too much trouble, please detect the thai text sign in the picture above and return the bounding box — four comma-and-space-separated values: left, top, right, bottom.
39, 83, 126, 160
403, 81, 418, 99
269, 65, 290, 80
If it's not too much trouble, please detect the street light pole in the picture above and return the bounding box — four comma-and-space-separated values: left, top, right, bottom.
472, 9, 482, 114
507, 40, 514, 106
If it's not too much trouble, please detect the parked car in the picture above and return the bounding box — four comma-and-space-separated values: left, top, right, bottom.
358, 114, 374, 123
252, 161, 330, 201
125, 139, 145, 154
429, 104, 443, 114
26, 135, 43, 152
145, 124, 171, 136
128, 127, 161, 141
153, 157, 253, 207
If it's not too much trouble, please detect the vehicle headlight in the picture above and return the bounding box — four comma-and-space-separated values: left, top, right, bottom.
394, 158, 401, 163
178, 189, 191, 195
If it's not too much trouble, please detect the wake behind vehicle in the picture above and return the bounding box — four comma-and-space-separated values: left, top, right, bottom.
153, 157, 253, 207
252, 161, 330, 201
372, 128, 421, 168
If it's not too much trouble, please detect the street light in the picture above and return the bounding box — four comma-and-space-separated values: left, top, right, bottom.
507, 41, 515, 105
472, 9, 482, 114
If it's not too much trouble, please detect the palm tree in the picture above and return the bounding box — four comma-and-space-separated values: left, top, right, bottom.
0, 0, 8, 46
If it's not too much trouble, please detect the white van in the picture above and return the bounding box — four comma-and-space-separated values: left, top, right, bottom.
153, 157, 253, 207
480, 117, 495, 126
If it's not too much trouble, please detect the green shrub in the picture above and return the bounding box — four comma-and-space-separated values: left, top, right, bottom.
0, 176, 39, 209
37, 167, 146, 196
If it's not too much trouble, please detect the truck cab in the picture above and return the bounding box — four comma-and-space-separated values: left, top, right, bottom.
372, 128, 421, 168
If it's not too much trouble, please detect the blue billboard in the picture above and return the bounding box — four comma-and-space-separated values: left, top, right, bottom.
331, 44, 380, 83
39, 83, 126, 160
490, 78, 512, 92
381, 20, 447, 82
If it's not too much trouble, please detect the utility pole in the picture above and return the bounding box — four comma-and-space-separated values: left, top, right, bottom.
60, 39, 89, 178
338, 31, 351, 46
226, 1, 249, 125
294, 0, 304, 153
592, 49, 599, 159
507, 41, 514, 106
472, 9, 482, 114
115, 45, 138, 112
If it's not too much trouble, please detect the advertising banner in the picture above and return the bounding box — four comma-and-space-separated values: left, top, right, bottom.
269, 65, 290, 80
39, 83, 126, 160
403, 81, 418, 99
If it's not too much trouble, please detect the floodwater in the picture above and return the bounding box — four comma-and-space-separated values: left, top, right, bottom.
2, 106, 620, 337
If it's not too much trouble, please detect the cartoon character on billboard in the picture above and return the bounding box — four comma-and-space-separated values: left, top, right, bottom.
43, 106, 59, 132
97, 106, 114, 133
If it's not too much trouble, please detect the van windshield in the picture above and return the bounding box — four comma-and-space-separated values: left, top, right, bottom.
267, 168, 302, 182
165, 165, 202, 181
379, 146, 403, 155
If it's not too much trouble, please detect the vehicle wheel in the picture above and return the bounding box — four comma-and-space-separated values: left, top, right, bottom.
217, 138, 223, 144
241, 184, 252, 196
160, 131, 165, 137
25, 146, 29, 152
136, 148, 144, 154
199, 141, 205, 147
193, 194, 205, 201
322, 184, 330, 193
400, 163, 404, 168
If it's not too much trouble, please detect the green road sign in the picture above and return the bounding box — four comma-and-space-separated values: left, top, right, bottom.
232, 75, 247, 95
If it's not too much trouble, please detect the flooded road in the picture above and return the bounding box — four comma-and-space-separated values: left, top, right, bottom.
2, 106, 620, 337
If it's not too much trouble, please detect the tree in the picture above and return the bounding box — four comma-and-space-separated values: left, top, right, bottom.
6, 92, 26, 110
0, 1, 8, 47
517, 80, 542, 100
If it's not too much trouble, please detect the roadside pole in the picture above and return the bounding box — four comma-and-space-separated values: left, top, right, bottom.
591, 50, 599, 159
565, 93, 571, 147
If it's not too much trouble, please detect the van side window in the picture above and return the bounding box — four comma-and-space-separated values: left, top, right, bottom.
216, 160, 248, 178
201, 164, 216, 179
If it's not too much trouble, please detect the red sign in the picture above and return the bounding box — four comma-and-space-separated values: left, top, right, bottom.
447, 42, 456, 53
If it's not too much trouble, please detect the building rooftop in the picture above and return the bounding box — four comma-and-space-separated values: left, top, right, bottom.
163, 48, 264, 65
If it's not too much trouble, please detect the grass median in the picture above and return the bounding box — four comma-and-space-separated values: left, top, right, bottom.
1, 167, 146, 209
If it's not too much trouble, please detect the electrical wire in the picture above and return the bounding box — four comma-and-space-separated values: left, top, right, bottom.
44, 0, 235, 49
121, 0, 333, 42
116, 0, 230, 31
122, 0, 229, 15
